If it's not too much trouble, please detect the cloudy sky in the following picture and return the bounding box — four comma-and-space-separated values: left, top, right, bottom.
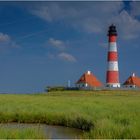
0, 1, 140, 93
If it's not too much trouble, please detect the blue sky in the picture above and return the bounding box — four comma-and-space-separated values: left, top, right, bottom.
0, 1, 140, 93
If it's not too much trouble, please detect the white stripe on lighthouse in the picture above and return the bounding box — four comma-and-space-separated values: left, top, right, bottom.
108, 61, 118, 71
108, 42, 117, 52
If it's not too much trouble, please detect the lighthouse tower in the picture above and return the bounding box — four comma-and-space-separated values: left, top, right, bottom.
106, 24, 120, 88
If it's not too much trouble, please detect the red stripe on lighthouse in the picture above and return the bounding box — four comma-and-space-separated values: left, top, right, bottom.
109, 36, 116, 42
106, 71, 119, 83
108, 52, 118, 61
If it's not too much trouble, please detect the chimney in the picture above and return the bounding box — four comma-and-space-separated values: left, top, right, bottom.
87, 70, 91, 75
132, 73, 135, 77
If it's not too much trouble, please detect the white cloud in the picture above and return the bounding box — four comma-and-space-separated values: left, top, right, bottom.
0, 32, 19, 50
58, 52, 77, 62
0, 33, 11, 42
130, 1, 140, 17
112, 10, 140, 40
47, 38, 75, 62
31, 6, 52, 21
48, 38, 66, 50
29, 2, 124, 33
28, 2, 140, 40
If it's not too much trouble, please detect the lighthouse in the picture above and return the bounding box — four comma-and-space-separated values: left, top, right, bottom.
106, 24, 120, 88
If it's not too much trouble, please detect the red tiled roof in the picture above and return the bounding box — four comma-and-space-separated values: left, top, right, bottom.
123, 75, 140, 87
76, 71, 103, 87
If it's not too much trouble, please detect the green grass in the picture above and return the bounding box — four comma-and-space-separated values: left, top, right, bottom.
0, 90, 140, 138
0, 125, 46, 139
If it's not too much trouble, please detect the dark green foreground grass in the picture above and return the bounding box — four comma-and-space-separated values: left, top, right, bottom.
0, 125, 46, 139
0, 90, 140, 138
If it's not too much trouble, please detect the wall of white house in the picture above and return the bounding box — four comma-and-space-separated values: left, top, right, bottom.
124, 85, 136, 88
76, 83, 89, 88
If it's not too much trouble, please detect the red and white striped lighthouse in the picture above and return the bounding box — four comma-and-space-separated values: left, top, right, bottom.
106, 24, 120, 88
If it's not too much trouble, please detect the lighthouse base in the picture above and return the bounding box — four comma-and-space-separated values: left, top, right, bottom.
106, 83, 120, 88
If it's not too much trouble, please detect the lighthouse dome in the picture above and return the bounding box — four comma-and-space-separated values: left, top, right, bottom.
108, 24, 117, 36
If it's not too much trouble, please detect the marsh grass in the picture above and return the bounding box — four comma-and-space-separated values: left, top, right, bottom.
0, 90, 140, 138
0, 125, 46, 139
